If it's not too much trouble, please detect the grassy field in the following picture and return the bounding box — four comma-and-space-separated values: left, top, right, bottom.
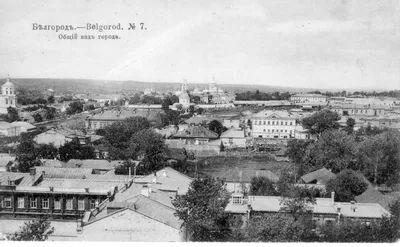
194, 156, 294, 179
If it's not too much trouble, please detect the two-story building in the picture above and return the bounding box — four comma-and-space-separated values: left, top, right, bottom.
171, 125, 219, 145
250, 110, 303, 139
330, 104, 388, 117
290, 94, 328, 105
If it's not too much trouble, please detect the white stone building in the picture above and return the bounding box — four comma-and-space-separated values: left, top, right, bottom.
0, 78, 17, 114
290, 93, 328, 104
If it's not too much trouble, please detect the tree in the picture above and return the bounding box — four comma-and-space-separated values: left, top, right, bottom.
47, 96, 55, 104
127, 129, 168, 172
4, 106, 20, 122
344, 117, 355, 134
15, 134, 41, 172
34, 144, 58, 159
244, 214, 316, 242
66, 101, 83, 115
102, 116, 150, 159
10, 218, 54, 241
286, 139, 314, 164
33, 113, 43, 122
301, 110, 341, 138
58, 138, 96, 162
356, 130, 400, 186
325, 169, 368, 202
207, 120, 227, 137
44, 107, 56, 120
249, 176, 278, 196
172, 176, 231, 241
279, 188, 316, 222
303, 130, 358, 173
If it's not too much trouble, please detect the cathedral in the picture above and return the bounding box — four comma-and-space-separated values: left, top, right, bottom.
0, 78, 17, 114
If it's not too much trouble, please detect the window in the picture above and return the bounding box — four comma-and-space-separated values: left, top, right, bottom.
232, 196, 243, 204
4, 197, 12, 208
285, 121, 287, 125
263, 121, 266, 125
272, 121, 275, 125
228, 138, 233, 144
272, 129, 274, 133
78, 200, 85, 211
54, 199, 61, 210
281, 121, 283, 125
90, 199, 97, 210
18, 197, 24, 208
66, 199, 73, 210
290, 122, 292, 125
285, 130, 287, 132
30, 198, 37, 208
267, 121, 270, 125
281, 129, 283, 132
42, 198, 49, 209
5, 98, 8, 104
263, 129, 266, 132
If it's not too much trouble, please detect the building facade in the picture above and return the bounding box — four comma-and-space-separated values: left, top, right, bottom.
250, 110, 302, 139
290, 94, 328, 104
0, 78, 17, 114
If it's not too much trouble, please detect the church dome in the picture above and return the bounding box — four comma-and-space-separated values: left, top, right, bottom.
2, 78, 15, 88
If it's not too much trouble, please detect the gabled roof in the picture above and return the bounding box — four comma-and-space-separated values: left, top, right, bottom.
64, 159, 124, 170
0, 158, 14, 168
354, 185, 398, 211
10, 121, 36, 130
87, 195, 181, 230
34, 166, 94, 179
184, 115, 218, 125
39, 159, 65, 168
300, 168, 336, 184
220, 127, 245, 139
0, 121, 13, 129
172, 125, 218, 139
250, 110, 298, 119
36, 178, 125, 190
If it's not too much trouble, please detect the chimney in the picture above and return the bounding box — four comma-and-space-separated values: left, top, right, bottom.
148, 184, 152, 193
331, 191, 335, 206
41, 171, 45, 176
128, 166, 132, 179
30, 168, 36, 176
141, 185, 149, 197
152, 172, 157, 184
350, 200, 357, 212
162, 169, 167, 177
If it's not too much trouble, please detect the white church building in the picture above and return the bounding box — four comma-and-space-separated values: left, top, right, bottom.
0, 78, 17, 114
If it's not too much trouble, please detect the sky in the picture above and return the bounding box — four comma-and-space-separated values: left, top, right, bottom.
0, 0, 399, 90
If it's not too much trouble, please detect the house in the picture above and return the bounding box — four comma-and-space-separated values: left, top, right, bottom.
34, 127, 87, 147
249, 110, 300, 139
0, 121, 21, 137
165, 139, 221, 157
354, 185, 399, 211
10, 121, 37, 133
64, 159, 124, 173
330, 104, 388, 117
0, 158, 14, 172
75, 195, 183, 241
0, 167, 128, 220
220, 127, 246, 148
39, 159, 65, 168
93, 145, 109, 159
184, 115, 218, 126
299, 168, 336, 185
225, 192, 391, 227
290, 93, 328, 104
172, 125, 219, 144
85, 109, 164, 130
205, 168, 279, 193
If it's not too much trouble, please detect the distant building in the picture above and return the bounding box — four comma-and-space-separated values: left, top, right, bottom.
85, 109, 164, 130
34, 127, 87, 147
45, 88, 55, 97
249, 110, 307, 139
172, 125, 219, 144
331, 104, 388, 117
0, 121, 21, 137
0, 78, 17, 114
290, 93, 328, 104
10, 121, 37, 133
220, 127, 246, 148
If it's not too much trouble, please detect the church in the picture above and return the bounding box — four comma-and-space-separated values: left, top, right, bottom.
0, 78, 17, 114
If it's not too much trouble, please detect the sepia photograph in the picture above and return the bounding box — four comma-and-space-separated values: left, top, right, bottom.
0, 0, 399, 243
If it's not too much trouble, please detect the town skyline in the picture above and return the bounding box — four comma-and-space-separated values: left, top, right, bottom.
1, 0, 400, 90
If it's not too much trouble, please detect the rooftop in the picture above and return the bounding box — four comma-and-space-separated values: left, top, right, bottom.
220, 127, 245, 139
300, 168, 336, 184
226, 196, 390, 219
64, 159, 124, 170
172, 125, 219, 139
10, 121, 36, 130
